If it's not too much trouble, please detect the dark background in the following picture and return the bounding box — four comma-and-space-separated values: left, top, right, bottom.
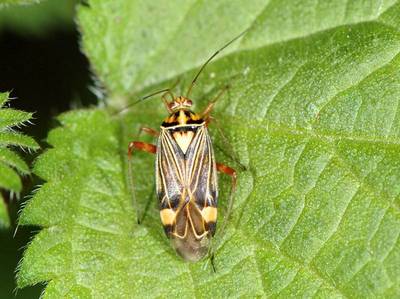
0, 1, 96, 298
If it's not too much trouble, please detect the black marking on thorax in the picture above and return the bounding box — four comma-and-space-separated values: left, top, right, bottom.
161, 110, 204, 127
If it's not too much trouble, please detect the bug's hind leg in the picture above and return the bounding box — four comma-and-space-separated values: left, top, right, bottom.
128, 141, 157, 224
215, 163, 237, 237
205, 162, 237, 272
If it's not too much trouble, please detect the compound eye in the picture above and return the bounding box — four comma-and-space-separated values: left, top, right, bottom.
186, 99, 193, 106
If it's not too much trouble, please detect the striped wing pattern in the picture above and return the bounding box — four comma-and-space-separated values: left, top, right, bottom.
156, 125, 217, 213
155, 124, 218, 261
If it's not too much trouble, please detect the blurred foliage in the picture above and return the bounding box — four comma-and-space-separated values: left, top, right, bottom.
0, 0, 41, 6
0, 0, 76, 36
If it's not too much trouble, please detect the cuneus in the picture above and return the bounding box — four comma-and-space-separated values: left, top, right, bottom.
127, 31, 246, 270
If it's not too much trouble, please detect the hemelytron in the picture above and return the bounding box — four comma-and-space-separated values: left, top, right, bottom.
128, 31, 246, 266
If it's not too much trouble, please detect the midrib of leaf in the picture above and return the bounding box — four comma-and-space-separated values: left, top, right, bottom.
18, 1, 400, 298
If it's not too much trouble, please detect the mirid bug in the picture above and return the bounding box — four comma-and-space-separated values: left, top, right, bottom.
128, 31, 246, 264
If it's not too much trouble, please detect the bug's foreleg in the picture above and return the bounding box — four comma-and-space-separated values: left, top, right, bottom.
201, 85, 229, 118
128, 141, 157, 224
138, 126, 159, 137
161, 91, 175, 113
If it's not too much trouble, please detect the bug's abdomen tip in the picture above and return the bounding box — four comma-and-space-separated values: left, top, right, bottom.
171, 233, 211, 262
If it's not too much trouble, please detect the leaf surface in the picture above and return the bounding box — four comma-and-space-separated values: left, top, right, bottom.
19, 1, 400, 298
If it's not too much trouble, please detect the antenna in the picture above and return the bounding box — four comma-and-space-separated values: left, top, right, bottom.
114, 88, 171, 115
186, 29, 248, 98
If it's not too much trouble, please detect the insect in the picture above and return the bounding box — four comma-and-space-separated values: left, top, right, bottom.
128, 31, 246, 265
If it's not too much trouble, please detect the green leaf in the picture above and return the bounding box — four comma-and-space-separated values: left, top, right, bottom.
0, 92, 39, 226
0, 0, 41, 7
77, 0, 264, 105
0, 228, 43, 298
0, 0, 77, 36
0, 109, 33, 128
0, 132, 40, 149
0, 163, 22, 191
0, 147, 30, 174
19, 1, 400, 298
0, 195, 10, 228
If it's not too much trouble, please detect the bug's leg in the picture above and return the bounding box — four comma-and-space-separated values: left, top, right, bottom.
160, 77, 181, 113
203, 247, 217, 273
206, 162, 237, 271
201, 85, 229, 118
138, 126, 159, 137
128, 141, 157, 224
210, 254, 216, 273
206, 116, 246, 171
215, 162, 237, 240
133, 127, 159, 223
161, 91, 174, 113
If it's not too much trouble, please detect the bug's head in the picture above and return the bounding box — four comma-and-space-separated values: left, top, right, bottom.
169, 96, 193, 111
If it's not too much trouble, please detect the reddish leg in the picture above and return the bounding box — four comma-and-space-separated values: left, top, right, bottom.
216, 162, 237, 235
128, 141, 156, 156
201, 85, 229, 119
128, 141, 157, 224
138, 126, 159, 138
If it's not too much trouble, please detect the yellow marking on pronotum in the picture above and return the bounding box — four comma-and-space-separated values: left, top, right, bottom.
178, 110, 187, 124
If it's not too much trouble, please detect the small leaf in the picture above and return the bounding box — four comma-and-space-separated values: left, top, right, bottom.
0, 163, 21, 192
0, 195, 10, 228
0, 109, 33, 128
0, 92, 9, 106
0, 132, 39, 149
0, 147, 30, 174
0, 92, 38, 227
19, 1, 400, 298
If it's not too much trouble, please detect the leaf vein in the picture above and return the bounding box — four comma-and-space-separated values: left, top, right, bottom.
312, 50, 400, 129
